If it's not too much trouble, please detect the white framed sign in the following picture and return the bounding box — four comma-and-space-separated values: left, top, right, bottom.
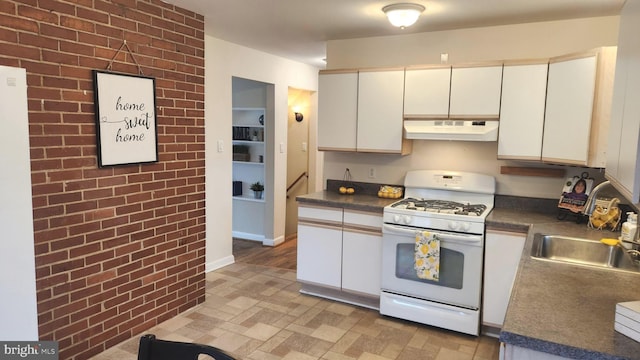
93, 70, 158, 167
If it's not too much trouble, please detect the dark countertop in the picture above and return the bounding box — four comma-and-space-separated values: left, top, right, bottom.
496, 214, 640, 360
297, 192, 640, 359
296, 190, 397, 213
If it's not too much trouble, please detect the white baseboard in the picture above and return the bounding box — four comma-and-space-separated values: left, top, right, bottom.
232, 231, 284, 247
232, 231, 265, 242
263, 235, 285, 247
205, 255, 235, 272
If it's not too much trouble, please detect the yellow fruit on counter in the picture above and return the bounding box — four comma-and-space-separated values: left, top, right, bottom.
346, 187, 355, 194
339, 186, 347, 194
378, 191, 384, 197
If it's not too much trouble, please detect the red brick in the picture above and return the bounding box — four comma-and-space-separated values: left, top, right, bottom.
63, 135, 95, 147
37, 0, 75, 15
76, 6, 109, 24
103, 293, 130, 312
65, 200, 98, 214
115, 222, 142, 236
38, 315, 71, 339
97, 196, 126, 208
39, 24, 77, 41
75, 30, 107, 47
17, 4, 58, 23
49, 214, 85, 229
0, 13, 39, 33
1, 42, 40, 60
86, 270, 116, 286
48, 191, 82, 205
34, 227, 69, 244
84, 208, 115, 221
78, 55, 111, 69
96, 175, 127, 187
62, 156, 96, 168
85, 228, 116, 243
88, 307, 117, 326
70, 264, 101, 282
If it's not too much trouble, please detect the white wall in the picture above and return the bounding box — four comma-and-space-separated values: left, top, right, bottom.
204, 34, 319, 270
323, 16, 619, 199
327, 17, 619, 68
0, 66, 38, 340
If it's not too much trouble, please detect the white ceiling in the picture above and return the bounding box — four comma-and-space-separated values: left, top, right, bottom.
168, 0, 624, 68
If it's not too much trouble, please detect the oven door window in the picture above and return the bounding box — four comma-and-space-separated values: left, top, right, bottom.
395, 244, 463, 289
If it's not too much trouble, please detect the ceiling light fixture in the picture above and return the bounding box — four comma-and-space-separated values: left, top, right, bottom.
382, 3, 425, 29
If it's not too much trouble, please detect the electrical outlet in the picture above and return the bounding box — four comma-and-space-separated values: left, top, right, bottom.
368, 167, 376, 179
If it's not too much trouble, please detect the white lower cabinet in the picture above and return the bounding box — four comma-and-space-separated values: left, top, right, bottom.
297, 204, 383, 304
297, 205, 343, 288
483, 230, 526, 328
342, 230, 381, 295
297, 221, 343, 288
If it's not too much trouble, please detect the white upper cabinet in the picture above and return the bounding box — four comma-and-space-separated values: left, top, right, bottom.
542, 47, 616, 167
357, 69, 409, 154
317, 71, 358, 152
318, 69, 410, 154
498, 62, 549, 160
404, 66, 451, 118
449, 65, 503, 118
607, 0, 640, 204
542, 55, 597, 165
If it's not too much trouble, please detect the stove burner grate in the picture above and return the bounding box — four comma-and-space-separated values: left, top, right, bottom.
391, 197, 487, 216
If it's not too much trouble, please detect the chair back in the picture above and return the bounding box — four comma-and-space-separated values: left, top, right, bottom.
137, 334, 236, 360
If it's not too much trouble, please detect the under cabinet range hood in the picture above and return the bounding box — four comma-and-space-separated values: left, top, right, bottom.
403, 119, 499, 141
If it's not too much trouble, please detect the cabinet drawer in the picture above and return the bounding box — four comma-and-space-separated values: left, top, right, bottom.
298, 205, 343, 224
343, 209, 383, 231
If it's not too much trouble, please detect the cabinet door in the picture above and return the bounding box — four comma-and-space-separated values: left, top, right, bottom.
450, 66, 503, 118
297, 222, 343, 288
318, 72, 358, 151
342, 228, 382, 296
607, 1, 640, 203
404, 67, 451, 117
297, 205, 343, 288
342, 209, 383, 296
483, 230, 526, 328
542, 55, 597, 165
498, 63, 548, 160
357, 69, 405, 153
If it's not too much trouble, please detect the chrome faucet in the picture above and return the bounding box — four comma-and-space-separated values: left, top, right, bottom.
581, 180, 612, 217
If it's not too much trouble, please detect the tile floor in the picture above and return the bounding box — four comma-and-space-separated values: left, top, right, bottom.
91, 260, 500, 359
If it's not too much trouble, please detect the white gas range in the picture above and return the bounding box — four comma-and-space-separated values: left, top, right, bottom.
380, 170, 495, 336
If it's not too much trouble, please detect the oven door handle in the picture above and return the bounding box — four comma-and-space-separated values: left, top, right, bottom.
383, 224, 482, 244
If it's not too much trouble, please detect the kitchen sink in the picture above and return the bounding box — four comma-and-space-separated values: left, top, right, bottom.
530, 233, 640, 273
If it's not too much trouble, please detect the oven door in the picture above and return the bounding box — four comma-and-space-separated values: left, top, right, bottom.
381, 223, 483, 309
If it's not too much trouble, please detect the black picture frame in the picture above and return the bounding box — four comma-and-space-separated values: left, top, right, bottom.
92, 70, 158, 167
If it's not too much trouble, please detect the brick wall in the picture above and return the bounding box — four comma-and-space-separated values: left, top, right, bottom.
0, 1, 205, 358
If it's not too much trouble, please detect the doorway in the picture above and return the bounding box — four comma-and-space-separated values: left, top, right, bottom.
231, 77, 274, 243
285, 87, 312, 239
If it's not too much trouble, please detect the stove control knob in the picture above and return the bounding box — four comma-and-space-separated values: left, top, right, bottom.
461, 222, 471, 231
393, 215, 401, 223
403, 215, 411, 224
448, 221, 459, 230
